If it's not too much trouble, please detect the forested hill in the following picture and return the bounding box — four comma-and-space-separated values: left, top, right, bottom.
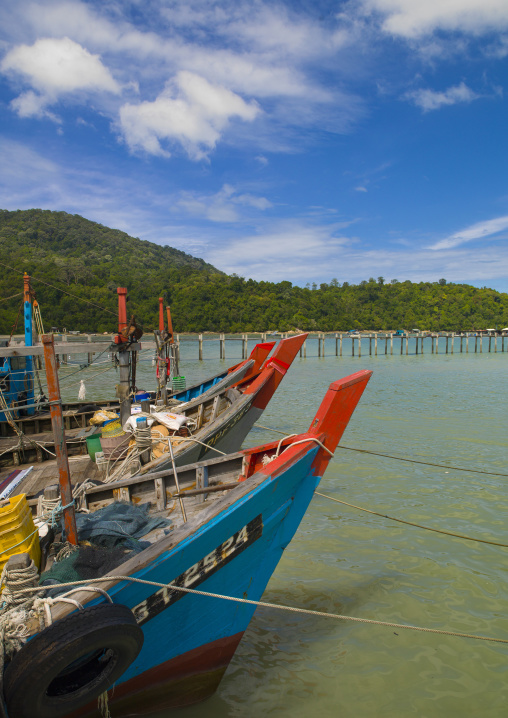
1, 208, 508, 334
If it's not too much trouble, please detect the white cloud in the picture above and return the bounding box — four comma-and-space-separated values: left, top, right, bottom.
406, 82, 480, 111
359, 0, 508, 39
205, 220, 352, 279
0, 1, 367, 154
176, 184, 272, 222
201, 220, 508, 286
10, 90, 60, 121
355, 186, 368, 192
1, 36, 120, 117
429, 215, 508, 249
119, 71, 260, 158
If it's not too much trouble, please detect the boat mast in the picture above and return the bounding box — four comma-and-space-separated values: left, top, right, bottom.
116, 287, 131, 427
23, 273, 35, 415
41, 334, 78, 545
167, 305, 179, 377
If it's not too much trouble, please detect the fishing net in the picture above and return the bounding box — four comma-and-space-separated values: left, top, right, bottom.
41, 502, 172, 595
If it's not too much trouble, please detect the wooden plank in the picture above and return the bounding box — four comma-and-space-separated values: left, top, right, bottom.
113, 486, 131, 502
210, 395, 220, 423
196, 465, 209, 503
155, 478, 166, 510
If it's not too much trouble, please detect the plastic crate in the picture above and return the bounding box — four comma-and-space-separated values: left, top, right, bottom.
0, 494, 32, 535
0, 495, 41, 572
172, 376, 186, 391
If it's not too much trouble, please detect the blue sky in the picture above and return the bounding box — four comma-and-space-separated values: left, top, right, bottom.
1, 0, 508, 290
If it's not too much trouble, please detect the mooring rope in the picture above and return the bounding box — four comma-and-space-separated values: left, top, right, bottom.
253, 424, 508, 478
314, 492, 508, 547
13, 575, 508, 645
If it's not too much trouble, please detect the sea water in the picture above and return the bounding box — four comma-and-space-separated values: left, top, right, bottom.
61, 335, 508, 718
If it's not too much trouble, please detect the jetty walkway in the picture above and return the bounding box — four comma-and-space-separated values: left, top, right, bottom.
3, 331, 506, 362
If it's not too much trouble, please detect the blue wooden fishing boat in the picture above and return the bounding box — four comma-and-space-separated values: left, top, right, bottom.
0, 369, 372, 718
0, 276, 275, 439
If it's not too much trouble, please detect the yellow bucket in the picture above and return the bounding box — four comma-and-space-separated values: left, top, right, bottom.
0, 495, 41, 572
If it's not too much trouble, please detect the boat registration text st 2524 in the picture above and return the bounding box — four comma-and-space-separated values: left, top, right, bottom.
132, 514, 263, 626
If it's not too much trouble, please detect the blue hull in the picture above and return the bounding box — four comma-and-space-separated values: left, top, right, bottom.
73, 446, 322, 716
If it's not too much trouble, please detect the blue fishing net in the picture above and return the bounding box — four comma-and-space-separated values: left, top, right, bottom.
40, 502, 172, 593
74, 501, 171, 547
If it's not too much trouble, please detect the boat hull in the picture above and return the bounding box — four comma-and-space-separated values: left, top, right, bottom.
70, 446, 322, 717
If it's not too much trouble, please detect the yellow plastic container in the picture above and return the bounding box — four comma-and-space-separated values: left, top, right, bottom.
0, 495, 41, 572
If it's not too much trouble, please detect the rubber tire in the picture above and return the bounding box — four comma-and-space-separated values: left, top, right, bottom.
4, 603, 144, 718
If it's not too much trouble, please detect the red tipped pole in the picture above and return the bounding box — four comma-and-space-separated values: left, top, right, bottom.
42, 335, 78, 545
117, 287, 128, 340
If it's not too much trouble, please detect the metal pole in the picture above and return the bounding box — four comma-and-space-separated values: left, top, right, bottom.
87, 333, 93, 364
116, 288, 131, 426
167, 438, 187, 522
166, 306, 174, 342
23, 273, 35, 415
158, 297, 164, 332
42, 335, 78, 545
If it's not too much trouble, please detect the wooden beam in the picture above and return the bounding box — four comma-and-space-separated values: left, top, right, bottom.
0, 342, 140, 358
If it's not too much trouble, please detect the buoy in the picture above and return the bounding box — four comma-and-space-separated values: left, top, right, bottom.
78, 379, 86, 400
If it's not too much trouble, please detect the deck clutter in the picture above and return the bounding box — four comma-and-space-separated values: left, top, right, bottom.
0, 281, 374, 718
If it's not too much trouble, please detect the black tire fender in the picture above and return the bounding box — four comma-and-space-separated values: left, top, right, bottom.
4, 603, 144, 718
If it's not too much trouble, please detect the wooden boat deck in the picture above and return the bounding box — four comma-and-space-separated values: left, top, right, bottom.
0, 426, 92, 469
0, 402, 120, 437
0, 455, 103, 498
0, 449, 244, 533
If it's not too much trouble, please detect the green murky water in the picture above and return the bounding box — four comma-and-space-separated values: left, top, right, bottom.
60, 335, 508, 718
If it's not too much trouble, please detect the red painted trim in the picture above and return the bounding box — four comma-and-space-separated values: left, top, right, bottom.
0, 469, 21, 495
226, 341, 275, 377
116, 287, 128, 344
241, 370, 373, 479
242, 334, 307, 410
266, 356, 290, 374
69, 632, 245, 717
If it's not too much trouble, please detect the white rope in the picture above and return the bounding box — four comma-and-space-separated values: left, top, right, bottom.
0, 560, 40, 609
262, 436, 333, 465
11, 574, 508, 646
98, 690, 111, 718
